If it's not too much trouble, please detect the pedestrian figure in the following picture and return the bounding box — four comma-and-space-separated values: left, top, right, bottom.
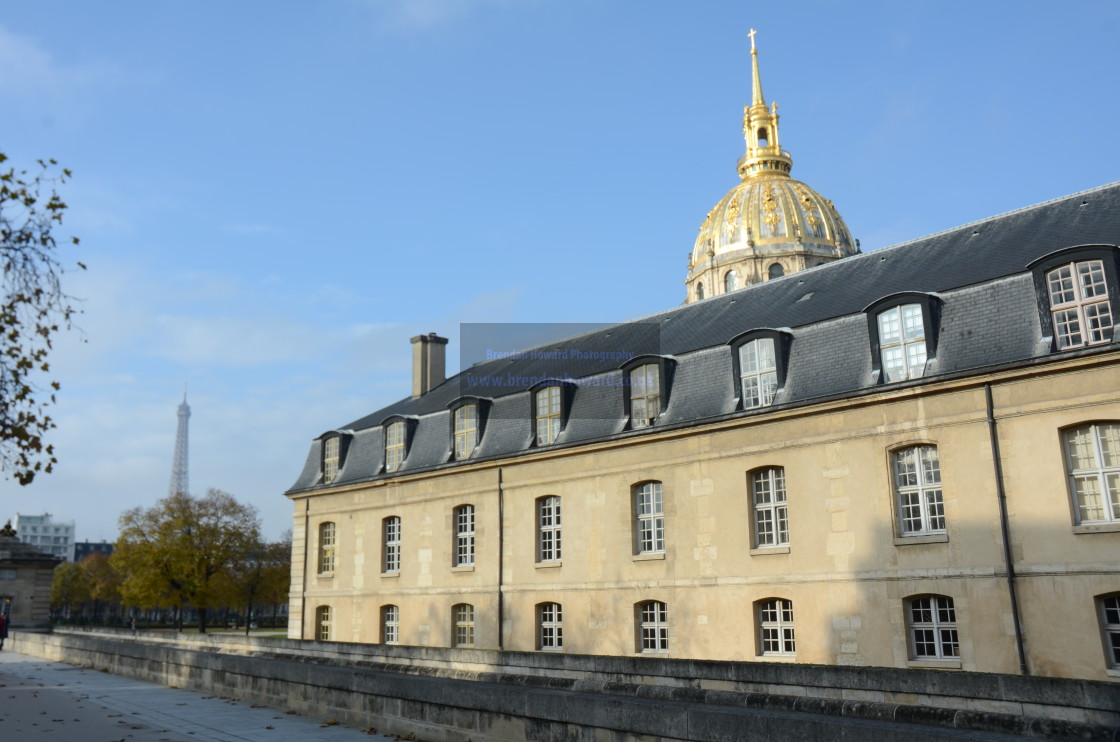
129, 616, 137, 638
0, 611, 8, 651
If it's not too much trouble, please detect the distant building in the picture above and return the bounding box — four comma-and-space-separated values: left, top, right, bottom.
0, 520, 61, 627
13, 513, 75, 562
74, 541, 115, 562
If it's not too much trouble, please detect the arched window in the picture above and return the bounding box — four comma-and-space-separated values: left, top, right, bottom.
1097, 593, 1120, 669
317, 522, 336, 574
537, 496, 561, 562
724, 270, 739, 293
385, 420, 407, 472
633, 482, 665, 554
452, 603, 475, 647
315, 605, 331, 641
381, 604, 399, 644
893, 445, 944, 536
697, 282, 705, 300
905, 595, 958, 660
1063, 422, 1120, 524
636, 600, 668, 653
323, 437, 340, 484
538, 602, 563, 651
757, 128, 769, 147
768, 263, 784, 280
756, 598, 795, 656
750, 467, 788, 547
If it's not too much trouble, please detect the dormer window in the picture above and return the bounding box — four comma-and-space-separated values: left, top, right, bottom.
1028, 246, 1118, 352
385, 420, 407, 473
878, 304, 926, 382
536, 386, 562, 445
454, 404, 478, 459
630, 364, 660, 428
729, 330, 791, 411
323, 437, 340, 484
865, 293, 940, 385
1047, 261, 1112, 349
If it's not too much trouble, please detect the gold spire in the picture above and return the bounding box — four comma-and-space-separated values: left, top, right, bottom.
738, 30, 793, 181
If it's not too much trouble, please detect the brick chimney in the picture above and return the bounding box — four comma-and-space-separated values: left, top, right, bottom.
410, 332, 448, 397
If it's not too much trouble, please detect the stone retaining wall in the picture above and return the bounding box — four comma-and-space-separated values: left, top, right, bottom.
12, 628, 1120, 742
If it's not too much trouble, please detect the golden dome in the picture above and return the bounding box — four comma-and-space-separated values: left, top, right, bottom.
685, 31, 858, 302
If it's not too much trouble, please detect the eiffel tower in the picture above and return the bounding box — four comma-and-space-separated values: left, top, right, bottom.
168, 388, 191, 497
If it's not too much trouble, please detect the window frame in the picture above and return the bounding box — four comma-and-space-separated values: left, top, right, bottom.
529, 380, 574, 447
749, 466, 789, 548
538, 602, 563, 651
724, 269, 739, 293
317, 521, 336, 575
319, 432, 350, 485
448, 397, 491, 461
315, 605, 331, 641
636, 600, 668, 654
537, 495, 562, 563
453, 504, 476, 567
905, 594, 960, 661
756, 598, 796, 657
382, 516, 401, 574
891, 444, 946, 538
864, 293, 941, 385
381, 416, 416, 474
452, 603, 475, 647
1061, 422, 1120, 526
633, 481, 666, 555
1028, 245, 1119, 352
381, 604, 399, 645
728, 329, 791, 411
620, 356, 676, 431
1097, 593, 1120, 670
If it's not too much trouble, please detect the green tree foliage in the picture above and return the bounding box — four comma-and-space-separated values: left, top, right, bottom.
50, 560, 89, 613
0, 153, 84, 484
113, 489, 261, 633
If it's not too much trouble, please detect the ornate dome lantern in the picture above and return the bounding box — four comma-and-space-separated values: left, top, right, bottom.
685, 30, 859, 303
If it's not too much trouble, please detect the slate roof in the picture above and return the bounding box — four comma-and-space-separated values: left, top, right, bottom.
0, 535, 63, 566
287, 182, 1120, 495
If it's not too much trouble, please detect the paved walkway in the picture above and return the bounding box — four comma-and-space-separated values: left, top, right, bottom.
0, 648, 395, 741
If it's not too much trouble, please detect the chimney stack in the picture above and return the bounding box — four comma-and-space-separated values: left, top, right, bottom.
410, 332, 448, 398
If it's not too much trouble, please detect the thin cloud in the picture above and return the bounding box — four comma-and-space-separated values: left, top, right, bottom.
368, 0, 524, 30
0, 24, 116, 98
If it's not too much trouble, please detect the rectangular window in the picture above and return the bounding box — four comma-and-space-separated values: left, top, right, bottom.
382, 605, 399, 645
878, 304, 927, 382
454, 404, 478, 459
453, 603, 475, 647
454, 505, 475, 566
758, 598, 796, 656
539, 602, 563, 651
894, 446, 945, 535
739, 338, 778, 409
382, 516, 401, 573
385, 421, 406, 472
1048, 261, 1113, 349
635, 482, 665, 554
318, 522, 336, 574
537, 496, 562, 562
630, 364, 661, 428
536, 387, 562, 445
751, 468, 789, 547
1064, 423, 1120, 524
638, 601, 668, 653
908, 595, 959, 659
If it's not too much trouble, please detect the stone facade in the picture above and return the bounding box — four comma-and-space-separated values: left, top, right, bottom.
0, 523, 62, 627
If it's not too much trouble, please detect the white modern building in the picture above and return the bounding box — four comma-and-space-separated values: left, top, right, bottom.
13, 513, 76, 562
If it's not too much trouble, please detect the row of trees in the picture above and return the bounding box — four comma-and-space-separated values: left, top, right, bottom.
52, 489, 290, 633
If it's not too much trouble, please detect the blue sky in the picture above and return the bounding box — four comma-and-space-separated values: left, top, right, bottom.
2, 0, 1118, 542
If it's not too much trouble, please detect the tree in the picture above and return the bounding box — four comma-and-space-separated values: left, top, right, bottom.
50, 561, 89, 618
113, 489, 261, 633
80, 551, 122, 621
0, 152, 83, 484
223, 534, 291, 634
